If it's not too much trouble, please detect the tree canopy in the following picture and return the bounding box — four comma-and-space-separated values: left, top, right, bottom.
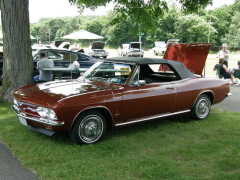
69, 0, 213, 30
32, 3, 236, 46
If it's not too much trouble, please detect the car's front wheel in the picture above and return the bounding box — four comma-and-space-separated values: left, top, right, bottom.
189, 94, 211, 120
70, 110, 106, 145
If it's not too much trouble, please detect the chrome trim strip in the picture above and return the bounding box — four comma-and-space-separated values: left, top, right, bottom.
15, 100, 37, 107
11, 105, 64, 126
114, 110, 190, 127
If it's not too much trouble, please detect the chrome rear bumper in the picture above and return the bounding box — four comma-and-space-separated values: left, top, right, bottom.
226, 92, 232, 97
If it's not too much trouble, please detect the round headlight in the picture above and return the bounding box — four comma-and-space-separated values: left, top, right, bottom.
37, 107, 56, 120
37, 107, 48, 117
48, 109, 57, 119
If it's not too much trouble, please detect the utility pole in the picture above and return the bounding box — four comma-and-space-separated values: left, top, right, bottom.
207, 15, 211, 43
48, 28, 51, 44
139, 24, 141, 57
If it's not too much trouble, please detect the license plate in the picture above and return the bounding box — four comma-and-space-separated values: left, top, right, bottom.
19, 117, 28, 126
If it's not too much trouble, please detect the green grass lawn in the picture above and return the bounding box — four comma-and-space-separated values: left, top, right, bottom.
1, 101, 240, 180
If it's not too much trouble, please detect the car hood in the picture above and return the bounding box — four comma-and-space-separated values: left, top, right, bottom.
130, 42, 141, 49
163, 43, 212, 76
12, 80, 117, 107
92, 41, 105, 49
122, 44, 130, 49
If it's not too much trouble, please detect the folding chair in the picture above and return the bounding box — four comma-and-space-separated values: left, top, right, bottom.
233, 69, 240, 85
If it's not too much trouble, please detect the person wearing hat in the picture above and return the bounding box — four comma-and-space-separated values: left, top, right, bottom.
217, 43, 230, 67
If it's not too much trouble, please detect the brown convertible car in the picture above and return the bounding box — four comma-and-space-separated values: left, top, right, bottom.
11, 55, 231, 145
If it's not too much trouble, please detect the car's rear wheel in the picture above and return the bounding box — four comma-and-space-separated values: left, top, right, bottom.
189, 94, 211, 120
70, 110, 106, 145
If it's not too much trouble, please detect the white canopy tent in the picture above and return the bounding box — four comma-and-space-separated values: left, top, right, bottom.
61, 30, 104, 40
30, 35, 36, 39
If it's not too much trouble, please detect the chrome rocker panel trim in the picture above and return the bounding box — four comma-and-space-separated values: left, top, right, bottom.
115, 110, 190, 127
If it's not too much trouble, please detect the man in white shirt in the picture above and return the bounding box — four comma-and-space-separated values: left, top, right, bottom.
217, 43, 230, 67
33, 52, 54, 83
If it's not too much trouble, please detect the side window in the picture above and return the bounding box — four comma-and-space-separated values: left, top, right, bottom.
140, 64, 180, 84
60, 52, 77, 61
46, 52, 60, 60
46, 51, 77, 62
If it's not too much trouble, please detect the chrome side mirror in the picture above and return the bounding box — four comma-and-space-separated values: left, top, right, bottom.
131, 80, 146, 87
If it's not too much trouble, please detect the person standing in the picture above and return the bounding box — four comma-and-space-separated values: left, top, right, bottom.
217, 43, 230, 68
33, 52, 54, 83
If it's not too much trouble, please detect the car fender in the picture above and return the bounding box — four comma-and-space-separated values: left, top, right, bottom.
69, 105, 114, 131
190, 90, 214, 109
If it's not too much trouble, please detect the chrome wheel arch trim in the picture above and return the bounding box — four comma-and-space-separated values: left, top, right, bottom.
70, 106, 114, 130
191, 90, 214, 109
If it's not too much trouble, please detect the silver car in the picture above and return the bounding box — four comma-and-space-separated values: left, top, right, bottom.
85, 41, 109, 58
121, 42, 144, 57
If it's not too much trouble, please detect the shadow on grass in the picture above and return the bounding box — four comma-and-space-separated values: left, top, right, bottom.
1, 104, 197, 147
33, 113, 194, 146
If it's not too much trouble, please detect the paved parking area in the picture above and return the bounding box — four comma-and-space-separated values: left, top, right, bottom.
0, 143, 39, 180
212, 84, 240, 113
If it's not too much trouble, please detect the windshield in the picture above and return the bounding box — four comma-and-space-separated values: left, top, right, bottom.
79, 61, 133, 85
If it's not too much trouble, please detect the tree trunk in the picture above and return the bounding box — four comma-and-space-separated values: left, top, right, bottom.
0, 0, 33, 102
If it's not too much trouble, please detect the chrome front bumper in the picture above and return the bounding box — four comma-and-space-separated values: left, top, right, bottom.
11, 105, 64, 126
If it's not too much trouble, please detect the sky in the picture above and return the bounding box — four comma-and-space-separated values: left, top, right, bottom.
29, 0, 235, 23
29, 0, 113, 23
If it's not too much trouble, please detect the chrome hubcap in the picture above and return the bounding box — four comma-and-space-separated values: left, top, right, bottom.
196, 97, 210, 118
79, 115, 103, 143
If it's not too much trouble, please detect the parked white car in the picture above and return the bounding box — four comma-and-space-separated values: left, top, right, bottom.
152, 39, 180, 56
152, 41, 166, 55
121, 42, 144, 57
85, 41, 108, 58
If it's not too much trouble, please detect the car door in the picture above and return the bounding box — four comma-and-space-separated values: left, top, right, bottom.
120, 66, 177, 123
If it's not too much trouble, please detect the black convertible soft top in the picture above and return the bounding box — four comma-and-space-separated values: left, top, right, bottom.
106, 57, 195, 79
